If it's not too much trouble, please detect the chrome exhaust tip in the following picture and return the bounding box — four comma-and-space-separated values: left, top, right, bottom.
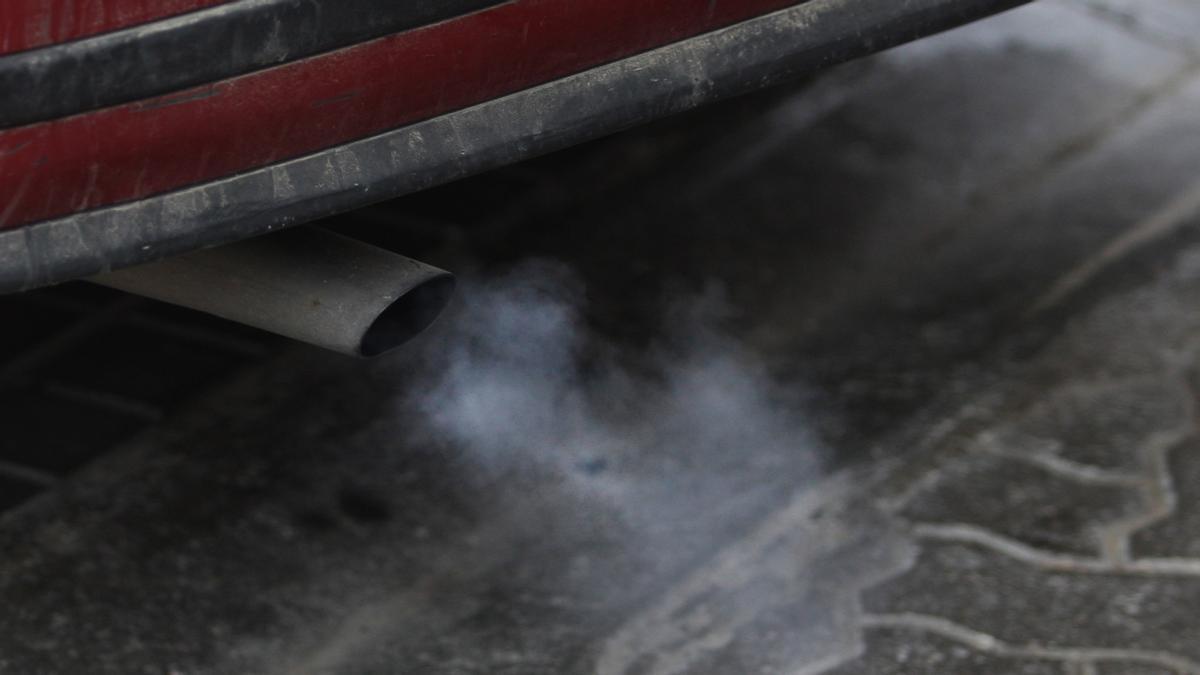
92, 227, 455, 357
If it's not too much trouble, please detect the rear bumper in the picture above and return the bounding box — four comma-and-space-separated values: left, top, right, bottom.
0, 0, 804, 232
0, 0, 1027, 293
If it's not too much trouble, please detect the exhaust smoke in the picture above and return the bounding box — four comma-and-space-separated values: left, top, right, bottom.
409, 260, 824, 515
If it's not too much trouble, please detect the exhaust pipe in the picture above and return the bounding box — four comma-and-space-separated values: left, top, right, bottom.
91, 227, 455, 357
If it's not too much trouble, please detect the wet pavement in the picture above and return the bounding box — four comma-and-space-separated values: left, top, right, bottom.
6, 0, 1200, 672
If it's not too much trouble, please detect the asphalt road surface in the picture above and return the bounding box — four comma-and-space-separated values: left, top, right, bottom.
6, 1, 1200, 672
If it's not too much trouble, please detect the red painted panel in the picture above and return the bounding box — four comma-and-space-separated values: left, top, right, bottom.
0, 0, 232, 55
0, 0, 801, 230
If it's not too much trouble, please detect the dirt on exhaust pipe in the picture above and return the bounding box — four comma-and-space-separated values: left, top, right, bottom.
91, 227, 456, 357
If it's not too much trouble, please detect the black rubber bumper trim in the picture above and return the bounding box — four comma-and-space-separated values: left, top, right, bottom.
0, 0, 507, 129
0, 0, 1029, 293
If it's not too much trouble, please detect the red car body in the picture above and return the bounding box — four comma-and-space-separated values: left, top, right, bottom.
0, 0, 1026, 292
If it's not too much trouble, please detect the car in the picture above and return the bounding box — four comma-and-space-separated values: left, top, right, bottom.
0, 0, 1027, 355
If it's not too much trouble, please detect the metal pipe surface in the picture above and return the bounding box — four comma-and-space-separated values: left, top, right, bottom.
91, 227, 455, 357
